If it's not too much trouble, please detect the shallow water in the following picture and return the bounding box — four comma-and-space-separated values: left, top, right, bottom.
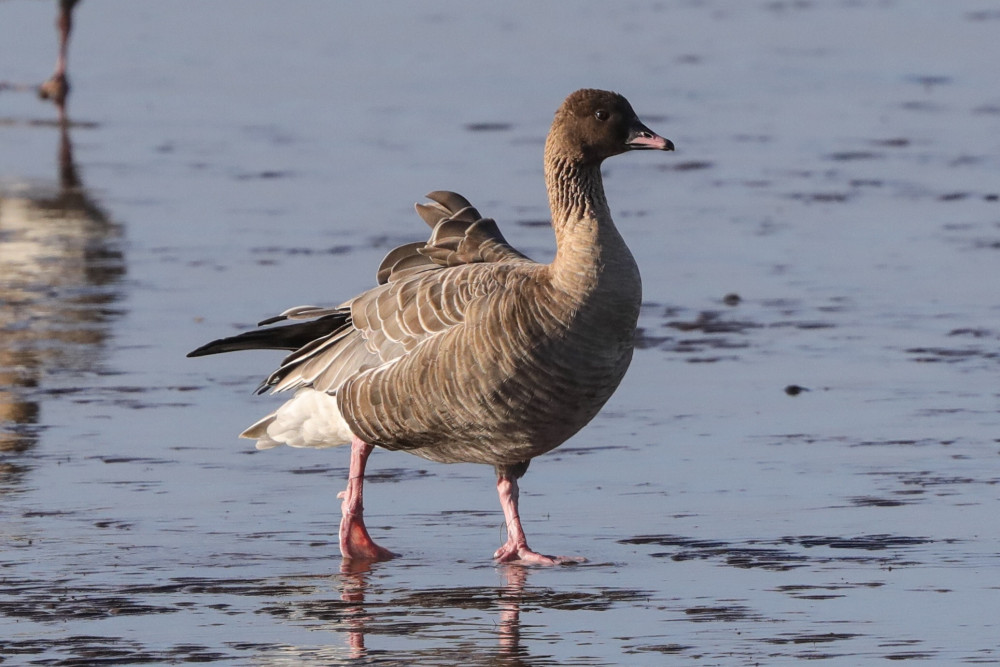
2, 1, 999, 664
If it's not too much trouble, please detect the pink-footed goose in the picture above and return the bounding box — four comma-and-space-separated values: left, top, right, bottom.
189, 89, 674, 564
38, 0, 80, 106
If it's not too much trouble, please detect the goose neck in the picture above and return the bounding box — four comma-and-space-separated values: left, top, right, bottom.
545, 155, 634, 297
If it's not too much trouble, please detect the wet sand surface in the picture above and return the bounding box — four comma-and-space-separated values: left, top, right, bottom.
2, 1, 999, 664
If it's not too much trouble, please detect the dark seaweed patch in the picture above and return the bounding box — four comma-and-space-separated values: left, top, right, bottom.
773, 582, 884, 599
620, 535, 808, 571
0, 592, 176, 622
667, 311, 760, 334
864, 469, 997, 492
659, 160, 713, 171
827, 151, 882, 161
234, 169, 295, 180
633, 326, 673, 349
287, 464, 344, 475
637, 303, 771, 357
0, 637, 228, 664
119, 577, 317, 597
0, 576, 320, 626
515, 218, 551, 227
850, 495, 909, 507
90, 455, 174, 465
465, 122, 513, 132
793, 535, 933, 550
287, 464, 430, 482
968, 10, 1000, 21
885, 651, 938, 660
771, 320, 836, 329
621, 533, 936, 569
683, 605, 756, 622
905, 74, 951, 88
392, 586, 651, 612
251, 245, 353, 256
621, 535, 727, 548
949, 327, 994, 338
851, 438, 932, 447
764, 632, 860, 645
723, 548, 809, 571
788, 192, 852, 203
625, 642, 691, 654
906, 346, 999, 364
365, 467, 431, 483
872, 137, 911, 147
939, 191, 971, 201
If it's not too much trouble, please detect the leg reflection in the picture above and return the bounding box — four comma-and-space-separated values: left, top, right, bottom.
338, 558, 375, 659
497, 564, 529, 660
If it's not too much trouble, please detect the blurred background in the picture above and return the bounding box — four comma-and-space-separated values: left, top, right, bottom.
1, 1, 998, 664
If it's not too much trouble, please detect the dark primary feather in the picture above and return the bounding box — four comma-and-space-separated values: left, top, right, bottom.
186, 312, 351, 357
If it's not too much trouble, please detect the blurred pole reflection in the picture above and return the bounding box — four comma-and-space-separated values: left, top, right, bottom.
0, 111, 125, 491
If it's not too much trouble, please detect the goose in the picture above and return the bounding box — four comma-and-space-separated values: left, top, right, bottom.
38, 0, 80, 105
189, 89, 674, 564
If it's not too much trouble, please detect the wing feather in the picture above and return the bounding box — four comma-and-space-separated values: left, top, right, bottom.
248, 191, 541, 398
376, 191, 533, 286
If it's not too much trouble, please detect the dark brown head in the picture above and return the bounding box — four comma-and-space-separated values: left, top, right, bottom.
547, 89, 674, 166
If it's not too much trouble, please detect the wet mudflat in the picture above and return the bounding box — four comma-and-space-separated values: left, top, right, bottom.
2, 1, 999, 664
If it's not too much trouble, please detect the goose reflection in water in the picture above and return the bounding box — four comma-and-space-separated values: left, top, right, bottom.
255, 562, 535, 664
335, 563, 533, 665
0, 112, 125, 488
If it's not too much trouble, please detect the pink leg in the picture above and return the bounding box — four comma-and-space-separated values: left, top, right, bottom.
337, 436, 396, 562
492, 476, 585, 565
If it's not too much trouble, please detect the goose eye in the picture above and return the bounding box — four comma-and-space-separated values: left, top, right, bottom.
594, 109, 609, 121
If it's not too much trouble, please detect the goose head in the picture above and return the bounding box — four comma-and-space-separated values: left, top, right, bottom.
547, 89, 674, 166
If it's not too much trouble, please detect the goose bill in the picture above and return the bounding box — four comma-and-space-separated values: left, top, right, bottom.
626, 125, 674, 151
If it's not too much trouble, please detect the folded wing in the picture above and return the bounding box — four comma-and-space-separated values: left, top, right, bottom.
192, 192, 539, 399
